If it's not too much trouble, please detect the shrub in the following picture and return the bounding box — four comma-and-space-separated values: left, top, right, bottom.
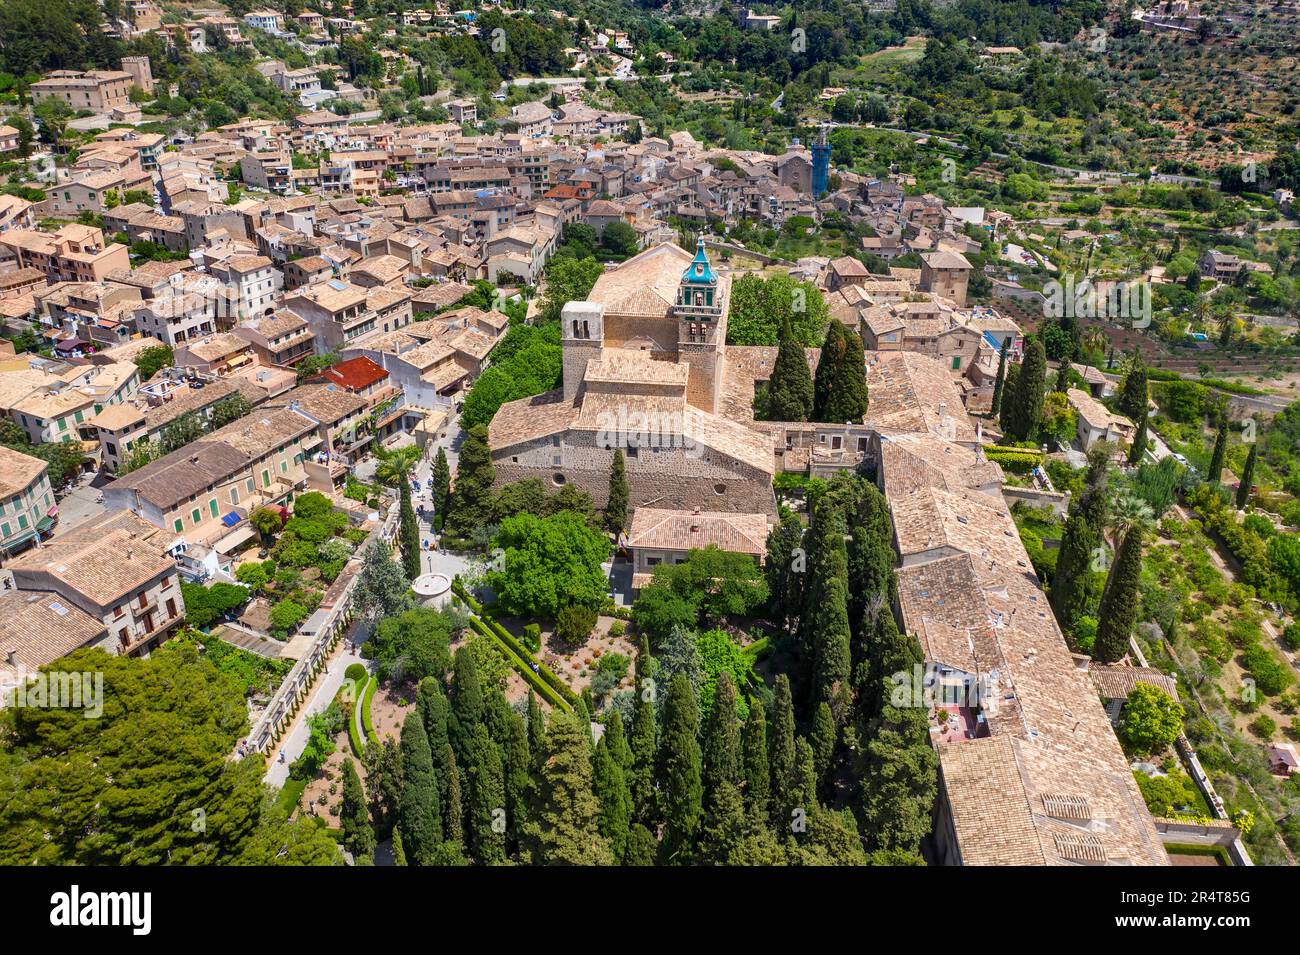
1241, 642, 1293, 696
1284, 623, 1300, 652
345, 663, 367, 684
181, 581, 250, 629
556, 603, 597, 645
1249, 713, 1277, 739
269, 599, 309, 638
235, 561, 271, 591
596, 651, 630, 680
1118, 683, 1184, 757
522, 622, 541, 652
608, 620, 626, 638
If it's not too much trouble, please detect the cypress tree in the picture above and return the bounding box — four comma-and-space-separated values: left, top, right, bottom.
701, 671, 742, 807
810, 701, 836, 789
741, 702, 770, 820
369, 737, 402, 838
698, 780, 751, 864
1208, 414, 1229, 486
605, 448, 629, 537
623, 823, 657, 865
860, 696, 938, 855
502, 710, 530, 854
1094, 526, 1144, 663
657, 674, 703, 864
998, 361, 1020, 435
768, 315, 814, 421
824, 325, 869, 423
431, 446, 451, 521
443, 744, 464, 848
526, 691, 546, 765
604, 708, 631, 770
768, 674, 797, 828
1050, 511, 1097, 634
764, 513, 805, 636
628, 638, 657, 824
1004, 335, 1046, 442
812, 321, 844, 421
592, 735, 632, 862
990, 338, 1009, 415
444, 424, 495, 539
1237, 440, 1258, 509
450, 646, 483, 760
1053, 362, 1070, 394
521, 710, 612, 865
465, 725, 506, 864
398, 711, 441, 866
391, 827, 407, 866
398, 477, 421, 580
803, 505, 852, 718
1128, 409, 1148, 466
340, 757, 375, 860
1118, 351, 1148, 419
863, 609, 922, 721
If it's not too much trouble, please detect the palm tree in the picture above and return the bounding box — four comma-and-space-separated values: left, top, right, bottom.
374, 445, 422, 488
250, 506, 283, 547
1105, 489, 1154, 554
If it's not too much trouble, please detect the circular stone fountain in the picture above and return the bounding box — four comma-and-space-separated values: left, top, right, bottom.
412, 573, 451, 605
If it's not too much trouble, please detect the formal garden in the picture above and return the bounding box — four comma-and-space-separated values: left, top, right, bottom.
181, 492, 372, 644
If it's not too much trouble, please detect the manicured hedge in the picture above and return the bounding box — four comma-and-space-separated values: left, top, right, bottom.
466, 615, 570, 710
361, 676, 378, 742
347, 675, 371, 757
453, 578, 577, 708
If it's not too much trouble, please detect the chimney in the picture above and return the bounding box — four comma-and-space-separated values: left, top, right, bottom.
6, 649, 17, 667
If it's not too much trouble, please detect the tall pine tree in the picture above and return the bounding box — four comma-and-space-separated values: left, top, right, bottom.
521, 710, 612, 865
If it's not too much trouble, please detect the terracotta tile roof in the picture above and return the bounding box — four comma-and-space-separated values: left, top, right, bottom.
1089, 664, 1179, 701
0, 445, 48, 498
7, 511, 174, 609
317, 355, 388, 392
880, 429, 1168, 866
626, 508, 768, 555
0, 591, 107, 674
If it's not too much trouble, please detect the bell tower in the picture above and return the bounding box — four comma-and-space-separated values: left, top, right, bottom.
562, 300, 604, 402
674, 239, 725, 413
